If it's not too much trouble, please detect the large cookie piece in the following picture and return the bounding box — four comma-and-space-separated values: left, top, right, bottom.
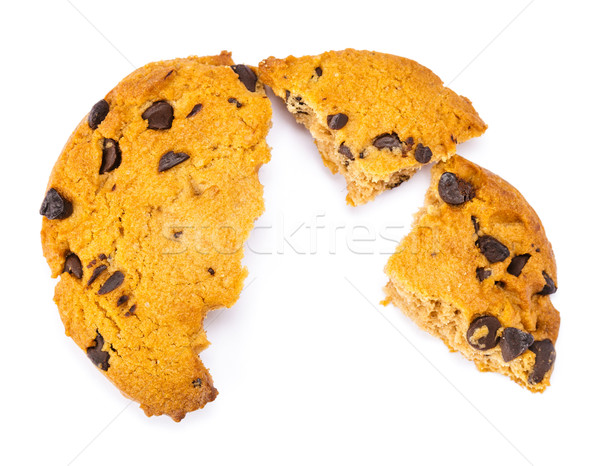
384, 156, 559, 391
40, 52, 271, 420
258, 49, 487, 205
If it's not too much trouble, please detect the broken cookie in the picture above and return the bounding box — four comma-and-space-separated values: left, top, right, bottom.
384, 155, 559, 391
40, 52, 271, 421
258, 49, 487, 205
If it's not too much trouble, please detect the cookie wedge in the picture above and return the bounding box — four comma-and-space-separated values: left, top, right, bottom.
40, 52, 271, 421
258, 49, 487, 205
384, 156, 559, 391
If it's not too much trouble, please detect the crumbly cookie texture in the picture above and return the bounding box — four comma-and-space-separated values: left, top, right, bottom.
40, 52, 272, 421
258, 49, 487, 205
384, 155, 559, 391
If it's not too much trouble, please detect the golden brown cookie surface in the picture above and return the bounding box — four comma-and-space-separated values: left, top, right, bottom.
384, 155, 559, 391
40, 52, 272, 421
258, 49, 487, 205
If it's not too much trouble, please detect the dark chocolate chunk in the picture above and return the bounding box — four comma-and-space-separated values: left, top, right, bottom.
477, 235, 510, 263
315, 67, 323, 77
404, 137, 414, 150
192, 378, 202, 388
438, 172, 476, 205
208, 267, 215, 275
186, 104, 203, 118
87, 259, 97, 269
231, 65, 257, 92
64, 253, 83, 279
476, 267, 491, 282
467, 315, 501, 350
373, 133, 401, 150
327, 113, 348, 130
158, 151, 190, 172
99, 138, 122, 174
142, 101, 174, 130
117, 295, 129, 306
98, 271, 124, 295
228, 97, 242, 108
338, 143, 354, 160
528, 339, 556, 384
88, 99, 109, 130
538, 271, 557, 295
98, 253, 107, 260
86, 331, 110, 371
507, 254, 531, 277
414, 144, 433, 163
500, 327, 534, 362
40, 188, 72, 220
125, 304, 137, 317
87, 265, 107, 286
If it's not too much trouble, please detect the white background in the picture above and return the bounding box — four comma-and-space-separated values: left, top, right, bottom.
1, 1, 598, 465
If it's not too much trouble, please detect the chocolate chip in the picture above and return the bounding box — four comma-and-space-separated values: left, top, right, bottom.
88, 99, 109, 130
404, 137, 414, 150
64, 253, 83, 279
507, 254, 531, 277
373, 133, 402, 149
231, 65, 257, 92
117, 295, 129, 306
208, 267, 215, 276
125, 304, 137, 317
528, 339, 556, 384
228, 97, 242, 108
142, 101, 174, 130
186, 104, 203, 118
158, 151, 190, 172
386, 180, 404, 190
467, 315, 501, 350
500, 327, 534, 362
471, 215, 480, 233
40, 188, 72, 220
99, 138, 122, 174
327, 113, 348, 130
192, 378, 202, 388
315, 67, 323, 77
98, 271, 124, 295
476, 267, 491, 282
438, 172, 476, 205
173, 231, 183, 239
414, 144, 433, 163
86, 331, 110, 371
87, 259, 96, 269
538, 271, 557, 295
477, 235, 510, 263
98, 254, 107, 260
87, 265, 107, 286
338, 143, 354, 160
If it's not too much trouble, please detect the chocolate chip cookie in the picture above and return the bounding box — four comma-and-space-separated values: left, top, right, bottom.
258, 49, 487, 205
384, 155, 559, 391
40, 52, 272, 421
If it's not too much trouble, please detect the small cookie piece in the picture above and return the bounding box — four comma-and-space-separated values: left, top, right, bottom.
384, 156, 559, 391
40, 52, 271, 421
258, 49, 487, 205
